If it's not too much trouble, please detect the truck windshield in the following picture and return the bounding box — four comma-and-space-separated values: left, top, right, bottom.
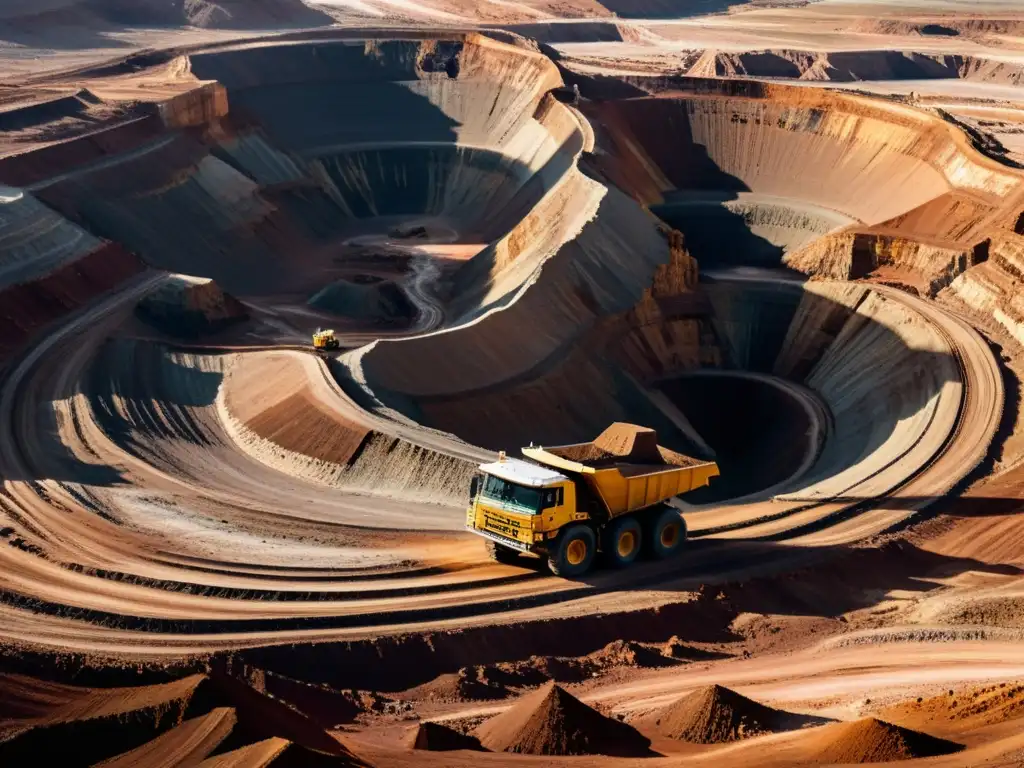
481, 474, 546, 515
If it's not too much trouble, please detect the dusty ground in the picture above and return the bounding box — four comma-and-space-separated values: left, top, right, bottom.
2, 2, 1024, 767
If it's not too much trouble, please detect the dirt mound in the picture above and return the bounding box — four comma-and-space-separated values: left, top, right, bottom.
409, 644, 675, 704
647, 684, 812, 743
882, 683, 1024, 729
405, 668, 509, 703
405, 721, 485, 751
194, 671, 362, 760
474, 682, 650, 756
809, 718, 963, 763
588, 639, 676, 668
96, 707, 237, 767
240, 668, 402, 727
0, 673, 205, 763
548, 422, 700, 467
136, 275, 248, 338
197, 738, 347, 766
308, 278, 415, 326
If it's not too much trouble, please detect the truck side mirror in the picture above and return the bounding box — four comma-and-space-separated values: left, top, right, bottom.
470, 476, 479, 498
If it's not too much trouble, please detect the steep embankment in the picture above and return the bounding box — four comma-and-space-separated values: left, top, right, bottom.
580, 79, 1020, 271
0, 186, 145, 364
687, 50, 1024, 86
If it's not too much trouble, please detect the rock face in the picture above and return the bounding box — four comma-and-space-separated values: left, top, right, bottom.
0, 242, 143, 363
136, 275, 248, 338
808, 717, 964, 763
474, 682, 650, 756
647, 684, 818, 743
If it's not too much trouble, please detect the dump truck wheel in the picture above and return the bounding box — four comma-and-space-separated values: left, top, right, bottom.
548, 524, 596, 577
485, 540, 520, 565
603, 516, 642, 568
648, 506, 687, 559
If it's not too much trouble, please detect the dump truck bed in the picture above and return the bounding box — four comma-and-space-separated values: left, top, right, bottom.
521, 423, 718, 518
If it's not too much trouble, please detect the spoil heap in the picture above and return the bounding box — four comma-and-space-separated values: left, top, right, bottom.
882, 683, 1024, 729
405, 722, 485, 751
809, 718, 963, 763
308, 279, 415, 325
474, 682, 650, 756
648, 684, 814, 742
546, 422, 702, 467
136, 275, 248, 338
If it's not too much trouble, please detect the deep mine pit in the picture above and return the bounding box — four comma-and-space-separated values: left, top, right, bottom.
0, 24, 1017, 768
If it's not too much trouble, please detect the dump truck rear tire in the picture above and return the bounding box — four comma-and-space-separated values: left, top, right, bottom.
647, 506, 686, 559
485, 539, 520, 565
603, 516, 642, 568
548, 524, 596, 577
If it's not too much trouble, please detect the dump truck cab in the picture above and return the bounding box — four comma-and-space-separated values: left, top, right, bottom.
465, 424, 719, 577
467, 454, 577, 552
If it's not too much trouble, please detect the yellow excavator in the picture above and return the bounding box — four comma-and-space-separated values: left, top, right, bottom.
312, 328, 340, 352
465, 423, 719, 577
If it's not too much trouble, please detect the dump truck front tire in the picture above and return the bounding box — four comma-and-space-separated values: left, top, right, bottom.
603, 516, 642, 568
485, 539, 521, 565
548, 524, 596, 577
648, 506, 687, 559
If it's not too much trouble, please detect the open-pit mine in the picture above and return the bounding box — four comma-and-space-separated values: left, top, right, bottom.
2, 2, 1024, 765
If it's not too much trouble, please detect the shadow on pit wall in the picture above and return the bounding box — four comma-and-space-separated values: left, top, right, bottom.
0, 339, 222, 484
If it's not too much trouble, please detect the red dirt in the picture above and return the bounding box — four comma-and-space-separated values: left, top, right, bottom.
473, 682, 651, 756
807, 718, 964, 763
0, 672, 204, 731
242, 668, 392, 727
587, 639, 676, 668
96, 707, 238, 767
200, 671, 363, 761
0, 242, 143, 363
405, 721, 485, 751
406, 669, 510, 703
244, 389, 372, 466
881, 683, 1024, 730
548, 422, 702, 467
196, 738, 290, 767
644, 684, 815, 743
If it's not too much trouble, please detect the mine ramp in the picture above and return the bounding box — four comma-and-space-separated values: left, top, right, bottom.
523, 423, 718, 518
468, 423, 719, 577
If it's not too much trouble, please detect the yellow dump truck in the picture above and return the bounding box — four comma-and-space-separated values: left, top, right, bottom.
466, 423, 719, 577
312, 328, 340, 351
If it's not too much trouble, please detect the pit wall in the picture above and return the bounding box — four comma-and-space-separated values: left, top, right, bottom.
781, 286, 960, 502
0, 243, 143, 364
81, 342, 477, 505
0, 188, 104, 290
352, 74, 1004, 440
571, 76, 1022, 272
411, 241, 715, 453
682, 50, 1024, 86
590, 88, 1017, 217
786, 232, 970, 295
653, 278, 961, 503
351, 181, 687, 401
945, 232, 1024, 347
0, 34, 580, 300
